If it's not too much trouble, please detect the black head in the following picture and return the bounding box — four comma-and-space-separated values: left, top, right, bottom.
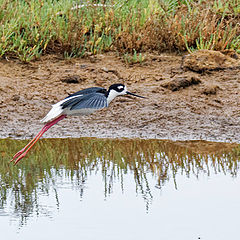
108, 83, 126, 93
107, 83, 145, 100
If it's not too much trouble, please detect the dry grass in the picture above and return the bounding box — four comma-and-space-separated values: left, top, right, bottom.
0, 0, 240, 62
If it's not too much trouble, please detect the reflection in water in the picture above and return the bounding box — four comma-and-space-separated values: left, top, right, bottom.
0, 138, 239, 225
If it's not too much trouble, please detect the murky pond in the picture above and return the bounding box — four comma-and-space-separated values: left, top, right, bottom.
0, 138, 239, 240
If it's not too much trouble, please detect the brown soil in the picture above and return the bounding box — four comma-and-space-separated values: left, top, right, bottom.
0, 51, 239, 142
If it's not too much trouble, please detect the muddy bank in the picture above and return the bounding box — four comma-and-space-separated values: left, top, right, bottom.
0, 51, 239, 142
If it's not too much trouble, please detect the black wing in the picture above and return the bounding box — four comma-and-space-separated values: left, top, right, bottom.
61, 93, 108, 110
65, 87, 107, 99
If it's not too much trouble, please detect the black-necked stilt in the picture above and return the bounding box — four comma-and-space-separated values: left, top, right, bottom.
11, 83, 145, 165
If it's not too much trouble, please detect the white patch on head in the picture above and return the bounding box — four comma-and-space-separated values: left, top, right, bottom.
117, 85, 124, 90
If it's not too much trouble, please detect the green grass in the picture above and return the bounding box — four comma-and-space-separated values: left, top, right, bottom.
0, 0, 240, 62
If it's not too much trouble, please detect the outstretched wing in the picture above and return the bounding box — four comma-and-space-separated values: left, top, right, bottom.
65, 87, 107, 99
61, 93, 108, 110
41, 87, 108, 123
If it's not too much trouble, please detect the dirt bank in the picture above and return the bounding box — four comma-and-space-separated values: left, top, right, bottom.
0, 52, 239, 142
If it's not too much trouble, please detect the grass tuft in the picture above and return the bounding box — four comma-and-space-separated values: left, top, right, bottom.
0, 0, 240, 62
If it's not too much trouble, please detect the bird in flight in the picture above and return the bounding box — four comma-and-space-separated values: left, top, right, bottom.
11, 83, 145, 165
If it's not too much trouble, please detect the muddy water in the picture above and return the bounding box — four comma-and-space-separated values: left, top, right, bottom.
0, 138, 239, 240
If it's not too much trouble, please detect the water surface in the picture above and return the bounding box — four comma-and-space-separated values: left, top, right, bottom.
0, 138, 239, 240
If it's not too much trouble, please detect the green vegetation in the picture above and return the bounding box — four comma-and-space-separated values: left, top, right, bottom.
0, 0, 240, 62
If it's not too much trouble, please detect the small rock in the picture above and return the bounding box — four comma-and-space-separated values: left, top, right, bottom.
60, 75, 85, 84
182, 50, 240, 72
101, 67, 109, 72
202, 84, 219, 95
161, 76, 201, 91
80, 64, 87, 69
12, 95, 20, 101
221, 49, 239, 59
89, 56, 97, 63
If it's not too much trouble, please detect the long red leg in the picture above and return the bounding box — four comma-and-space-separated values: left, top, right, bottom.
11, 117, 62, 162
11, 127, 46, 162
12, 115, 66, 165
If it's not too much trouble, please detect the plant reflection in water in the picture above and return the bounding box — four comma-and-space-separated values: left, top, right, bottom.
0, 138, 239, 226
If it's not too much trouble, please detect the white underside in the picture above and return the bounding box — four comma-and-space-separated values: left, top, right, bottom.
64, 108, 97, 116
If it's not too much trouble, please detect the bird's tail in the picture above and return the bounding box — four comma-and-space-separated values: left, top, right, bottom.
41, 103, 64, 123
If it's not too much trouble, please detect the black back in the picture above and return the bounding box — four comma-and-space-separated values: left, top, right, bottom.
65, 87, 107, 99
61, 84, 126, 110
61, 87, 108, 110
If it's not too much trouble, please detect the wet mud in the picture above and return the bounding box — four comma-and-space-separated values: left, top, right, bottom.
0, 51, 239, 142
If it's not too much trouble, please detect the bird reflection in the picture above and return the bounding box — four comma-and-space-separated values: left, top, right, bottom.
0, 138, 239, 226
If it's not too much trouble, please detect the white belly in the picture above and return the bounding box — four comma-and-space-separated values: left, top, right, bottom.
64, 108, 98, 116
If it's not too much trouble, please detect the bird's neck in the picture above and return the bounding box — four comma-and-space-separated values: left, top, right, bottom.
106, 89, 118, 105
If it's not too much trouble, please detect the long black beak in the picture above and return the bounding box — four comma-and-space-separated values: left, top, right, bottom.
126, 91, 145, 98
